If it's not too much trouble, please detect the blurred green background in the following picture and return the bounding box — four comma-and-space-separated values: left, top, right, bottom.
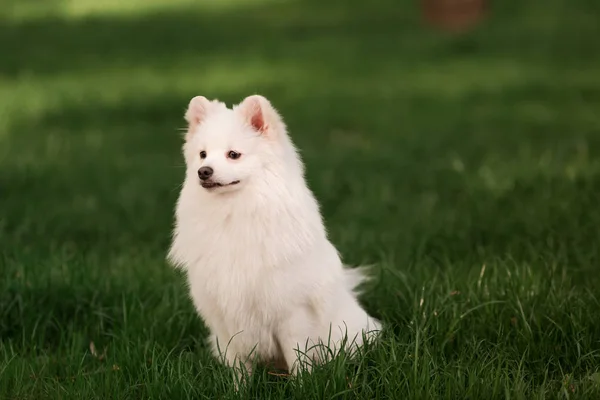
1, 0, 599, 398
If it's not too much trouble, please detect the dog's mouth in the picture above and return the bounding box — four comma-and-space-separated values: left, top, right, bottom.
201, 180, 240, 189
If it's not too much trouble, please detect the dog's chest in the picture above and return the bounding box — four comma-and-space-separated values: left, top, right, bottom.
187, 230, 283, 328
177, 211, 275, 276
172, 196, 318, 322
179, 210, 297, 321
177, 205, 305, 270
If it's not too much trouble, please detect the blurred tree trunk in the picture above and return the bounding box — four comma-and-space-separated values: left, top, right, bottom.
421, 0, 487, 32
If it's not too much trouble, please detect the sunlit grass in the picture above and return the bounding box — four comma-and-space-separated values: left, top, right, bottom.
1, 0, 285, 20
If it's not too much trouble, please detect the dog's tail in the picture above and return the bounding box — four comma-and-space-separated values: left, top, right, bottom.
343, 265, 376, 295
344, 265, 383, 336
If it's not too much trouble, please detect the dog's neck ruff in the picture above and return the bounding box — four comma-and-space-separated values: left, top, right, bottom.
169, 176, 325, 272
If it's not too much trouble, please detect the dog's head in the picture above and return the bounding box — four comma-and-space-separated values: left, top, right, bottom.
181, 95, 296, 194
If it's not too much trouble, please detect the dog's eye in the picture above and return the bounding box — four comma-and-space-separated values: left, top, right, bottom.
200, 151, 207, 159
227, 151, 241, 160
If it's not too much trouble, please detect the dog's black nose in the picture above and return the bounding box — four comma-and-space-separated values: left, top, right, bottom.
198, 166, 213, 180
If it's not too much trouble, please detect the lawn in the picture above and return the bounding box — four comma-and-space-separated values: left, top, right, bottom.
1, 0, 600, 398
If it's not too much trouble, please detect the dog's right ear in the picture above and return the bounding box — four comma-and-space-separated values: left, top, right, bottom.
184, 96, 211, 141
236, 95, 284, 140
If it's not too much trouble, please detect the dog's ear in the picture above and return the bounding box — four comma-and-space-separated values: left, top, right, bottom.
237, 95, 283, 138
184, 96, 211, 141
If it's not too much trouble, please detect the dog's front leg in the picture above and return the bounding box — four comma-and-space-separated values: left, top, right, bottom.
210, 331, 254, 389
277, 307, 321, 376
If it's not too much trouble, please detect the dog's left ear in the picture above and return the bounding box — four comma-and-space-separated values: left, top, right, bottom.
236, 95, 283, 138
184, 96, 212, 141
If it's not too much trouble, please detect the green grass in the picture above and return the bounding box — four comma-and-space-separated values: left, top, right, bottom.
1, 0, 600, 398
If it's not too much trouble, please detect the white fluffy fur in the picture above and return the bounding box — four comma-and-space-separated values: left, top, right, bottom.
168, 95, 381, 379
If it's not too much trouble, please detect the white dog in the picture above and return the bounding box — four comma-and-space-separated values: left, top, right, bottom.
168, 95, 381, 381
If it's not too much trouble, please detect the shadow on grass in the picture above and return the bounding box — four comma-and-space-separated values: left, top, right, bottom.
2, 0, 594, 78
0, 0, 420, 77
0, 279, 206, 351
1, 0, 597, 86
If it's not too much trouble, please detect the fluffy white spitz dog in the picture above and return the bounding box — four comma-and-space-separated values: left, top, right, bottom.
168, 95, 381, 381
